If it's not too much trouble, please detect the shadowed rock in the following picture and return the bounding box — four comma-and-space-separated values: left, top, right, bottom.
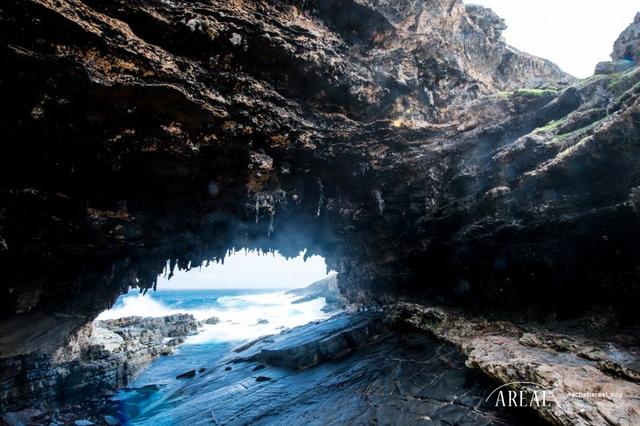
176, 370, 196, 380
249, 314, 388, 369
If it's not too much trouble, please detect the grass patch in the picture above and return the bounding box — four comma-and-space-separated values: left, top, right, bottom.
534, 108, 606, 137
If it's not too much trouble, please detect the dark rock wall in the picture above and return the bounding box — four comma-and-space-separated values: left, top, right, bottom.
0, 0, 639, 362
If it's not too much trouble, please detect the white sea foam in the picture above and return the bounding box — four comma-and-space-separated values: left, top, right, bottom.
96, 294, 176, 320
96, 291, 331, 343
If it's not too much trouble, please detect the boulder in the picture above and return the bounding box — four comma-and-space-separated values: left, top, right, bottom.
1, 409, 42, 426
594, 59, 634, 74
205, 316, 220, 325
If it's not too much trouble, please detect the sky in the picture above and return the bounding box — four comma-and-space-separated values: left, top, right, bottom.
156, 250, 333, 290
467, 0, 638, 77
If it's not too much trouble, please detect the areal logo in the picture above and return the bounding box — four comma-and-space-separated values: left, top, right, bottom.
486, 382, 557, 408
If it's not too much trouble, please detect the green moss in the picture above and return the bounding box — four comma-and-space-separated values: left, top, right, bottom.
613, 81, 640, 105
578, 74, 604, 84
513, 88, 559, 98
576, 74, 608, 90
533, 108, 608, 140
537, 119, 562, 132
607, 73, 624, 88
606, 67, 639, 89
554, 117, 607, 143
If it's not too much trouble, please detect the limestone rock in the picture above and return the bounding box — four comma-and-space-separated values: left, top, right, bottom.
251, 314, 388, 369
127, 313, 536, 425
0, 1, 639, 421
394, 303, 640, 426
288, 274, 346, 312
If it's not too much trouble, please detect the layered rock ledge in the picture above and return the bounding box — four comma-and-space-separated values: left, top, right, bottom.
393, 303, 640, 425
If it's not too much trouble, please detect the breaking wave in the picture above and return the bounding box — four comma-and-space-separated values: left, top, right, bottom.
96, 290, 330, 343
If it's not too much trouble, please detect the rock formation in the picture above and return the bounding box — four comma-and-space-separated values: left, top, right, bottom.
0, 0, 639, 422
118, 313, 536, 425
287, 273, 346, 312
0, 313, 200, 412
613, 12, 640, 63
596, 13, 640, 74
0, 0, 582, 339
394, 303, 640, 425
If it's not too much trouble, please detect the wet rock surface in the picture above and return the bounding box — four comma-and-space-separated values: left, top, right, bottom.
245, 312, 388, 369
117, 313, 540, 425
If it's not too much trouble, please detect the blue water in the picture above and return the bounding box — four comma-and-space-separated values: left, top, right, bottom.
119, 290, 270, 387
107, 288, 280, 316
99, 289, 330, 424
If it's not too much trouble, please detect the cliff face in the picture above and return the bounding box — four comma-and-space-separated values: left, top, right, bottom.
613, 12, 640, 63
0, 0, 638, 360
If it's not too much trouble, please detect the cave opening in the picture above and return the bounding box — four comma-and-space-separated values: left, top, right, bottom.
1, 0, 640, 423
90, 249, 341, 422
97, 248, 339, 337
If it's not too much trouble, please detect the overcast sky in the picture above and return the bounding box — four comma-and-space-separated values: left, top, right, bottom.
467, 0, 638, 77
157, 250, 333, 290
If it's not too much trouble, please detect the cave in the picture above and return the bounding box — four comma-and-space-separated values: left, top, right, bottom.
1, 0, 640, 425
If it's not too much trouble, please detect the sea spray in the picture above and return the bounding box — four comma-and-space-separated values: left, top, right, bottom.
97, 289, 331, 343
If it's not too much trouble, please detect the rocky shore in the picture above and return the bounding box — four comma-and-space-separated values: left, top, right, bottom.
2, 305, 639, 425
115, 313, 538, 425
286, 274, 346, 313
0, 313, 201, 425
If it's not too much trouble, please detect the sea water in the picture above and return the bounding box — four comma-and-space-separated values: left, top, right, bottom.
98, 289, 331, 422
